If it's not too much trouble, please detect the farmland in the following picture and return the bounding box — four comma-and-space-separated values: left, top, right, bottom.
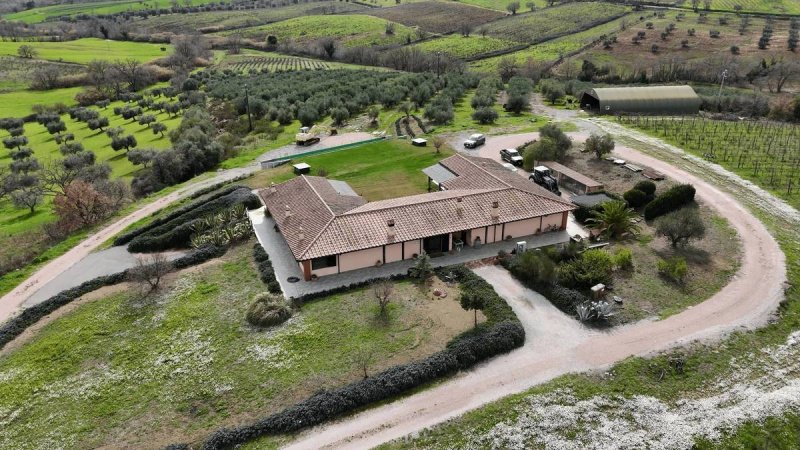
471, 16, 632, 72
4, 0, 221, 23
677, 0, 800, 14
0, 57, 83, 93
414, 35, 521, 60
620, 116, 800, 210
366, 1, 505, 34
218, 14, 416, 48
0, 87, 83, 118
131, 1, 366, 34
222, 55, 330, 72
0, 38, 170, 64
457, 0, 549, 10
482, 2, 629, 44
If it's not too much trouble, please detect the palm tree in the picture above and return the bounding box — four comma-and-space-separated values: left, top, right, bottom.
586, 200, 640, 239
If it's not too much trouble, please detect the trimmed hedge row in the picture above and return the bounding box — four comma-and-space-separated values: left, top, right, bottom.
114, 184, 252, 246
643, 184, 696, 220
126, 188, 261, 252
199, 321, 524, 450
0, 246, 227, 350
252, 243, 281, 294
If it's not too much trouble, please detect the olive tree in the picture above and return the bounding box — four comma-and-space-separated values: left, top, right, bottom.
655, 207, 706, 248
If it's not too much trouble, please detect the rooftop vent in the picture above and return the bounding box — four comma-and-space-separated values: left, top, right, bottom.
298, 226, 305, 241
269, 182, 276, 194
387, 219, 396, 241
285, 205, 292, 218
491, 201, 499, 220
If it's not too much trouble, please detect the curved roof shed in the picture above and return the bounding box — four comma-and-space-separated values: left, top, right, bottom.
580, 85, 701, 114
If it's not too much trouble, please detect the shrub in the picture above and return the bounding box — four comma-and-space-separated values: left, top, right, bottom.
548, 284, 588, 312
246, 293, 291, 327
558, 249, 614, 289
633, 180, 656, 196
623, 188, 649, 208
613, 248, 633, 270
471, 107, 498, 124
654, 207, 705, 248
643, 184, 696, 220
658, 257, 688, 283
253, 243, 282, 294
508, 250, 556, 286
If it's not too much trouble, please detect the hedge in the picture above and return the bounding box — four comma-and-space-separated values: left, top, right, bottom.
0, 246, 226, 350
114, 184, 253, 246
198, 322, 524, 450
633, 180, 657, 196
252, 243, 282, 295
126, 188, 260, 252
643, 184, 696, 220
623, 188, 649, 208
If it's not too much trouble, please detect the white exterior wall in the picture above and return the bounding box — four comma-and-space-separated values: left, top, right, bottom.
385, 243, 403, 263
339, 247, 383, 272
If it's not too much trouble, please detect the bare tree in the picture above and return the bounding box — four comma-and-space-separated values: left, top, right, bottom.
128, 253, 172, 293
507, 1, 520, 15
17, 44, 36, 59
432, 136, 445, 154
318, 37, 337, 59
30, 65, 62, 90
227, 32, 243, 55
350, 344, 376, 379
373, 280, 394, 318
112, 59, 152, 92
765, 61, 797, 93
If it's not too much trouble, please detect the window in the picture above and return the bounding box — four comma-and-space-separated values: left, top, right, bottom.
311, 255, 337, 270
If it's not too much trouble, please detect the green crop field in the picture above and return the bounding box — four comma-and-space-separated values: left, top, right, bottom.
0, 38, 170, 64
677, 0, 800, 14
414, 35, 521, 59
366, 1, 505, 34
471, 15, 631, 72
0, 87, 83, 118
483, 2, 629, 44
133, 1, 367, 34
219, 14, 416, 48
4, 0, 220, 23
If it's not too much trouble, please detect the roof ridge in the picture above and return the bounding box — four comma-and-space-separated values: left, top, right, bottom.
343, 188, 504, 216
302, 175, 335, 216
294, 175, 336, 258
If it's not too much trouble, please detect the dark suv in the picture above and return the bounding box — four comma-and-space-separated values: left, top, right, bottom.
500, 148, 523, 166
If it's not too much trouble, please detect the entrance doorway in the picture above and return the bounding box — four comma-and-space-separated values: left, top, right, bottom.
423, 234, 450, 255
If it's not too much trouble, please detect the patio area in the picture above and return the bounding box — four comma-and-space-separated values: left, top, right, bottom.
248, 207, 571, 299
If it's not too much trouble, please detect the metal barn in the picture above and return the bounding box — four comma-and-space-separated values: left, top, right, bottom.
579, 85, 701, 114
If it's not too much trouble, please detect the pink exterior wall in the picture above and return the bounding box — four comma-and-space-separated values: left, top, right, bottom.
339, 247, 383, 272
469, 227, 484, 246
385, 243, 403, 263
503, 218, 538, 239
404, 239, 421, 259
311, 265, 338, 278
541, 213, 563, 231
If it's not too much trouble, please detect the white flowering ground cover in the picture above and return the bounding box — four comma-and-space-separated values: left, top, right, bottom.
0, 242, 468, 448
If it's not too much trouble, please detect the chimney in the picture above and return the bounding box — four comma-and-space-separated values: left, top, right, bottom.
284, 205, 292, 218
456, 197, 463, 215
298, 226, 305, 241
491, 201, 499, 220
387, 219, 396, 242
269, 182, 276, 194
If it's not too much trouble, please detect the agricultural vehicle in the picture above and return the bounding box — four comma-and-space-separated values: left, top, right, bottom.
296, 126, 321, 146
529, 166, 561, 196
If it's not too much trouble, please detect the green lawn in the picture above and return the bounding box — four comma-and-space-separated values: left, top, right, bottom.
429, 90, 551, 135
246, 139, 451, 201
413, 35, 520, 60
0, 38, 170, 64
0, 242, 472, 448
220, 14, 416, 48
5, 0, 221, 23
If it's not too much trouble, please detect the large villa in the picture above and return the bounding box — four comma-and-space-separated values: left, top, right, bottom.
258, 154, 576, 280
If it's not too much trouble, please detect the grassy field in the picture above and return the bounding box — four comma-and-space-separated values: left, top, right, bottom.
0, 57, 83, 93
133, 1, 366, 34
676, 0, 800, 14
366, 1, 505, 34
566, 11, 800, 76
4, 0, 220, 23
0, 242, 474, 448
0, 87, 83, 118
413, 35, 521, 60
219, 14, 416, 48
471, 16, 632, 72
0, 38, 170, 64
427, 90, 551, 135
482, 2, 629, 44
456, 0, 549, 11
246, 139, 451, 201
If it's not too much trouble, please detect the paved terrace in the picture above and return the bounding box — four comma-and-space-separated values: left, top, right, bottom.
248, 207, 570, 299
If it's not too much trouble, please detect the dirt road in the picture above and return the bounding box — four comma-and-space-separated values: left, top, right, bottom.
282, 137, 785, 450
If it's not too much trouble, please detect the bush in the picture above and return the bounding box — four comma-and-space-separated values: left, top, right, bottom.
253, 243, 282, 294
508, 250, 556, 286
246, 293, 291, 327
613, 248, 633, 270
633, 180, 656, 196
644, 184, 696, 220
548, 284, 588, 312
471, 107, 498, 124
623, 189, 649, 208
558, 249, 614, 289
658, 257, 688, 283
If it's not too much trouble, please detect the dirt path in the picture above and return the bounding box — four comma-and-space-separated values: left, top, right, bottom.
282, 135, 786, 450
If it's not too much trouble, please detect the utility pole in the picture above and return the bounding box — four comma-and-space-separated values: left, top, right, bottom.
716, 69, 728, 110
436, 51, 441, 79
244, 83, 253, 132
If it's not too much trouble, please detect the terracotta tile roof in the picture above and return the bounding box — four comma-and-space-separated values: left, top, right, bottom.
259, 155, 575, 261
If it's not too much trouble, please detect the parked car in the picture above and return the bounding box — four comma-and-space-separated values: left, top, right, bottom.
463, 133, 485, 149
501, 163, 518, 173
500, 148, 523, 166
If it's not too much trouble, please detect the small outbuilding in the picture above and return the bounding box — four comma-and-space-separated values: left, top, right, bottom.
293, 163, 311, 175
579, 85, 701, 115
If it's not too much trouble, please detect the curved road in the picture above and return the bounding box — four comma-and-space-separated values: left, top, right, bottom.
282, 137, 786, 449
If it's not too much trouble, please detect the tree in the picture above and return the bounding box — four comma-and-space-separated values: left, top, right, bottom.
350, 344, 376, 379
111, 135, 137, 153
59, 141, 84, 155
53, 180, 115, 230
46, 120, 67, 135
151, 122, 167, 137
586, 200, 640, 239
330, 106, 349, 127
138, 114, 156, 128
127, 253, 172, 293
543, 82, 565, 104
366, 105, 380, 126
584, 133, 615, 159
509, 250, 556, 286
399, 101, 414, 118
505, 94, 528, 114
372, 280, 394, 319
506, 1, 520, 15
31, 65, 61, 90
655, 207, 706, 248
4, 135, 28, 151
11, 187, 43, 213
432, 135, 445, 154
127, 148, 158, 168
497, 56, 518, 83
472, 107, 498, 124
526, 1, 537, 11
408, 251, 433, 282
459, 285, 486, 328
17, 44, 37, 59
319, 37, 337, 59
87, 117, 109, 132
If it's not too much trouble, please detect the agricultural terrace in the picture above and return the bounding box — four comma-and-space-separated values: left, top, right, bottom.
620, 116, 800, 210
471, 16, 631, 73
0, 38, 170, 65
132, 1, 366, 34
413, 35, 521, 60
0, 242, 479, 448
456, 0, 549, 11
4, 0, 221, 23
221, 55, 331, 73
567, 11, 800, 76
218, 15, 416, 48
482, 2, 629, 44
677, 0, 800, 15
366, 1, 505, 34
0, 58, 83, 93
